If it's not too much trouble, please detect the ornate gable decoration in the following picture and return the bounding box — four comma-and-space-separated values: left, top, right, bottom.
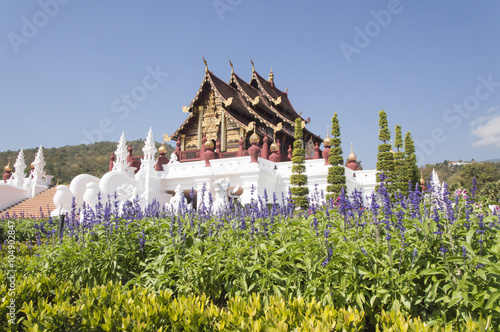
202, 90, 221, 141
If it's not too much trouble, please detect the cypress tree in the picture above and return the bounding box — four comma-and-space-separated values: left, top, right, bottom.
393, 125, 407, 193
404, 131, 419, 187
290, 117, 309, 209
376, 110, 394, 187
326, 113, 345, 200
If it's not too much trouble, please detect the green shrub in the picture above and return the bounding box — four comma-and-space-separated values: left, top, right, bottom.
290, 117, 308, 209
327, 113, 345, 201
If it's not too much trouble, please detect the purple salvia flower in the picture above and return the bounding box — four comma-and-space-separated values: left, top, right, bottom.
471, 176, 478, 202
138, 229, 146, 252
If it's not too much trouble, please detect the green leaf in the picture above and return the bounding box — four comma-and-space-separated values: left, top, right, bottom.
485, 292, 500, 310
275, 247, 286, 255
466, 229, 476, 246
476, 269, 487, 281
419, 268, 444, 276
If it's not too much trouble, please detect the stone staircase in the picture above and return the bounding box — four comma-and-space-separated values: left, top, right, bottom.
0, 187, 57, 219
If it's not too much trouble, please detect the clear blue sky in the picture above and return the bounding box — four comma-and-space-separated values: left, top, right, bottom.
1, 0, 499, 168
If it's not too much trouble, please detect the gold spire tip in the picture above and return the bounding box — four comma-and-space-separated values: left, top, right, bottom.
202, 53, 208, 72
250, 57, 255, 72
229, 57, 234, 74
4, 157, 12, 172
269, 67, 274, 81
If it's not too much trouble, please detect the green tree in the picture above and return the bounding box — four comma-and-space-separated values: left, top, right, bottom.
404, 132, 419, 188
460, 162, 497, 190
290, 117, 309, 209
376, 110, 394, 187
393, 125, 407, 192
326, 113, 345, 200
480, 180, 500, 202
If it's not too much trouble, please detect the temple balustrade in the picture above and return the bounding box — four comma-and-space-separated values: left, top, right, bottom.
177, 147, 300, 163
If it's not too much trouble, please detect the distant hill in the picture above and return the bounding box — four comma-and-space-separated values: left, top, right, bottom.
421, 160, 500, 193
0, 141, 175, 185
485, 159, 500, 163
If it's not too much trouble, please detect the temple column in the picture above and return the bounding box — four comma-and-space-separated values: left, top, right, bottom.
181, 134, 186, 151
221, 112, 226, 152
197, 106, 203, 148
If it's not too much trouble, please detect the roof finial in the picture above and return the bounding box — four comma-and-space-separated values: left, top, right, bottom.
202, 53, 208, 72
347, 142, 357, 162
4, 156, 12, 172
285, 85, 289, 94
250, 57, 255, 72
268, 67, 274, 82
229, 57, 234, 74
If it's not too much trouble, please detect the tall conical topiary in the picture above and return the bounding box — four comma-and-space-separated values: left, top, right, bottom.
393, 124, 407, 193
404, 131, 419, 188
290, 117, 309, 209
376, 110, 394, 187
327, 113, 345, 201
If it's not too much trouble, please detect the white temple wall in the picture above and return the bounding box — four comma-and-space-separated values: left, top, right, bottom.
0, 184, 30, 211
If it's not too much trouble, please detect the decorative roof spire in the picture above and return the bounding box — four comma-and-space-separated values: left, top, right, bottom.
229, 57, 234, 74
158, 143, 167, 155
250, 57, 255, 72
142, 127, 157, 171
202, 53, 208, 73
268, 67, 274, 82
159, 133, 169, 154
33, 146, 45, 169
12, 149, 26, 187
249, 132, 260, 144
113, 132, 129, 173
143, 127, 156, 159
14, 149, 26, 174
347, 142, 357, 162
4, 157, 12, 172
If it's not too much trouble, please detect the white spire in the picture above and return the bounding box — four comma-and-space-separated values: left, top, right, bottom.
12, 148, 27, 187
30, 145, 49, 195
33, 145, 45, 170
113, 132, 129, 173
14, 148, 26, 174
142, 127, 156, 162
141, 128, 157, 175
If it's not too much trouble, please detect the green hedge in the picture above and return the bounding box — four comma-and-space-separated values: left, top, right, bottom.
0, 272, 490, 331
1, 273, 366, 332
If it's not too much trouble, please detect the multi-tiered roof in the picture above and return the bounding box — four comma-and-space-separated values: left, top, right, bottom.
172, 60, 321, 155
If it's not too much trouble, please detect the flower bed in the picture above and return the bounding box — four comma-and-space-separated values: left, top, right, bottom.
1, 178, 499, 330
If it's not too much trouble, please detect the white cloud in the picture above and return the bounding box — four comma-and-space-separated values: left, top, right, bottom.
471, 107, 500, 147
486, 106, 499, 114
